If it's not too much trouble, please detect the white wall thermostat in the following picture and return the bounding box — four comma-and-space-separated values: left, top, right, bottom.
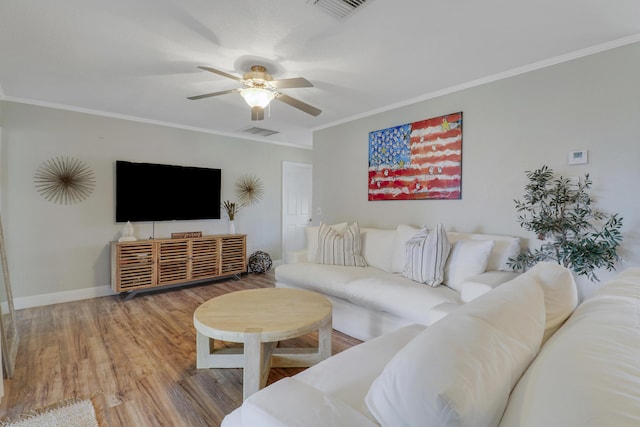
568, 149, 588, 165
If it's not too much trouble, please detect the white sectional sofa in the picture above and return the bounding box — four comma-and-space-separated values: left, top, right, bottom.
223, 263, 640, 427
276, 223, 521, 340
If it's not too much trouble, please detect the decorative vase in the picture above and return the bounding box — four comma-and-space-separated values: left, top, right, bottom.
118, 220, 137, 242
229, 220, 236, 235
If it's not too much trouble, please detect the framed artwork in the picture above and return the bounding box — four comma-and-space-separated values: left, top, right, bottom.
368, 112, 462, 201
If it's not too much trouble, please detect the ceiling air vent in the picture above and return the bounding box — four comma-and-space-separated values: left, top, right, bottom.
309, 0, 369, 19
242, 127, 280, 137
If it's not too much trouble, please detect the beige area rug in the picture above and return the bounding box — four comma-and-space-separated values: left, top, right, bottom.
1, 399, 98, 427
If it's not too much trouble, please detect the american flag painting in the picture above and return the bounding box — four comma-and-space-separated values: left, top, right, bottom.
368, 112, 462, 201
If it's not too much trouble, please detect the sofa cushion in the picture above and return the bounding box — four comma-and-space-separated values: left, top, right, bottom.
305, 222, 347, 262
392, 224, 420, 273
295, 324, 426, 411
278, 262, 461, 327
344, 274, 461, 326
365, 271, 546, 427
316, 222, 367, 267
236, 378, 380, 427
499, 267, 640, 427
447, 232, 521, 271
360, 227, 396, 272
276, 263, 390, 300
460, 271, 521, 302
226, 324, 428, 427
526, 261, 578, 343
444, 239, 495, 291
402, 224, 450, 286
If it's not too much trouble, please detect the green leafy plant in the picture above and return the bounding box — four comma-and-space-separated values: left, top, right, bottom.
222, 200, 240, 221
508, 165, 623, 281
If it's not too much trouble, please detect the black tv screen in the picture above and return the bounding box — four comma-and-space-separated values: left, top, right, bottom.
115, 161, 221, 222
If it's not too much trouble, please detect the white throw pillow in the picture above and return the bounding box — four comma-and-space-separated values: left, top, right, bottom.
402, 224, 450, 286
444, 239, 495, 291
305, 222, 347, 262
447, 232, 521, 272
316, 222, 367, 267
365, 275, 546, 427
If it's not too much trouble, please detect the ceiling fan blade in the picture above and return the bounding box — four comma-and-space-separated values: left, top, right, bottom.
251, 107, 265, 121
270, 77, 313, 89
275, 93, 321, 116
187, 88, 239, 100
197, 66, 243, 82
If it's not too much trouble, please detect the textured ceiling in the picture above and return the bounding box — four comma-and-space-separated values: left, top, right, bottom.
1, 0, 639, 147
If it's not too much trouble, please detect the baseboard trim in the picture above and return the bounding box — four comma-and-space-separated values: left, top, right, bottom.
13, 263, 283, 310
14, 285, 116, 310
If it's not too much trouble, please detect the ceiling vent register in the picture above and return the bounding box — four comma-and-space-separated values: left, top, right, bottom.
310, 0, 368, 19
242, 127, 280, 137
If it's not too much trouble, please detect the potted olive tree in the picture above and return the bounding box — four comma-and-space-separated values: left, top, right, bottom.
508, 165, 623, 281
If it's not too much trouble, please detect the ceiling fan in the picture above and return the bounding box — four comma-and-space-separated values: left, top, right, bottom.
188, 65, 322, 121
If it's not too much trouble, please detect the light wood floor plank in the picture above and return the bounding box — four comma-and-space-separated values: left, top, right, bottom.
0, 271, 361, 426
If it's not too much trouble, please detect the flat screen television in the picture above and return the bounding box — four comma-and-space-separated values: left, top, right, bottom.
115, 160, 221, 222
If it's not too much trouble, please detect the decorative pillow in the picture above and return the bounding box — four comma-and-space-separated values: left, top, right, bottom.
448, 232, 521, 272
402, 224, 450, 286
392, 224, 421, 273
305, 222, 347, 262
316, 222, 367, 267
365, 274, 546, 427
444, 239, 495, 291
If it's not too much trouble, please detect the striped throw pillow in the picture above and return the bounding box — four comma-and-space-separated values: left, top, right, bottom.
316, 222, 367, 267
403, 224, 450, 286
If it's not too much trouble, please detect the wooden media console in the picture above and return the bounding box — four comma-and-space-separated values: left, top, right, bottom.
111, 234, 246, 299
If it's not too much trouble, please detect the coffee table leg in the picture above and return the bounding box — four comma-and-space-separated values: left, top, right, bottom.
243, 333, 276, 400
196, 330, 210, 369
318, 317, 332, 361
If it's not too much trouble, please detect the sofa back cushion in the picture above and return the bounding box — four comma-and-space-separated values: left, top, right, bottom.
447, 232, 521, 271
365, 271, 546, 427
360, 228, 396, 272
402, 224, 450, 286
316, 222, 367, 267
499, 267, 640, 427
526, 262, 578, 343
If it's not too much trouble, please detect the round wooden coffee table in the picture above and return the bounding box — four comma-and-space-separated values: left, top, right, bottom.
193, 288, 332, 400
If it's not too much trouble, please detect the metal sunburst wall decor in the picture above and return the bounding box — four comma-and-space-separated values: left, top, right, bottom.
234, 174, 264, 206
34, 157, 96, 205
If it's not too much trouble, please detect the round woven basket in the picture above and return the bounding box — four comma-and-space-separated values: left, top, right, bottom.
248, 251, 272, 274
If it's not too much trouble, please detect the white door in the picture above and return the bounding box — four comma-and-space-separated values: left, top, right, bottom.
282, 162, 312, 262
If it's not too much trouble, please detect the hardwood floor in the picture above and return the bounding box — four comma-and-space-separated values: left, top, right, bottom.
0, 271, 362, 426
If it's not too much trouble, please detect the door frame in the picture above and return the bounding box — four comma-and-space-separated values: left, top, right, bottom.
281, 161, 313, 262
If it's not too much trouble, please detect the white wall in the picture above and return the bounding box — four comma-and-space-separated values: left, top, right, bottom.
313, 42, 640, 297
0, 102, 312, 302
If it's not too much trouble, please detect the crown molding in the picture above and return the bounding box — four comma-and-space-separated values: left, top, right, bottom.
0, 96, 312, 150
314, 34, 640, 132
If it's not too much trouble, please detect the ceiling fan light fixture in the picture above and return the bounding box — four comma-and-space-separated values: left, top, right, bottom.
240, 87, 275, 108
